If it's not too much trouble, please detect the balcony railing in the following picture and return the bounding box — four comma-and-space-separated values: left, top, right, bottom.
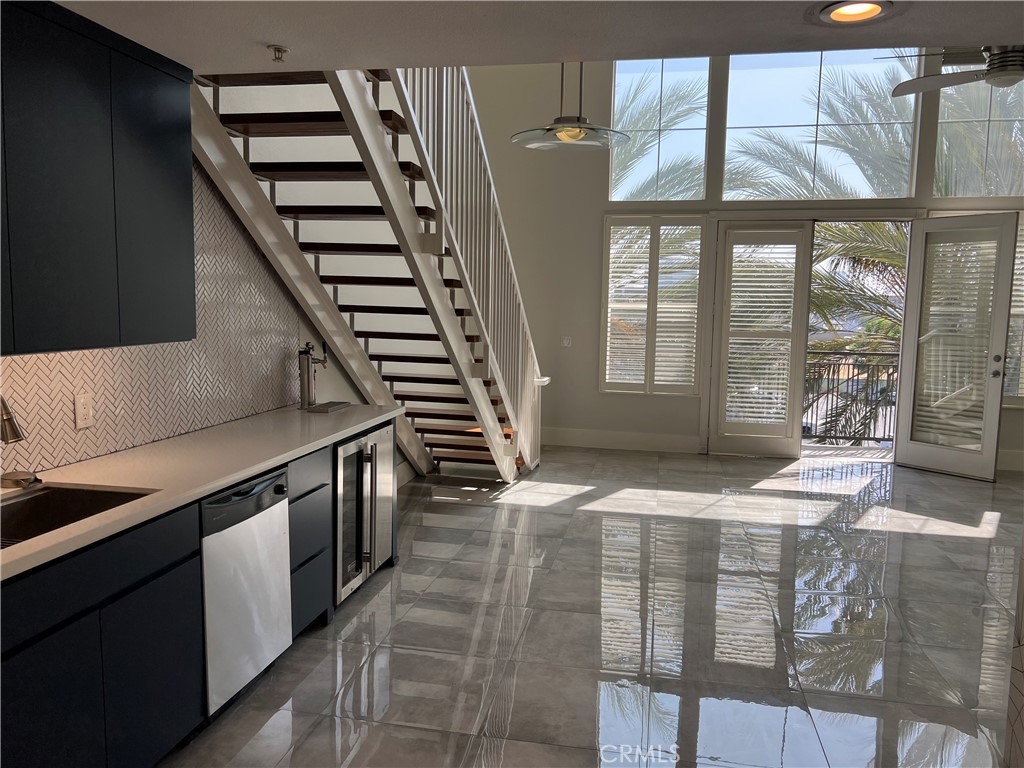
803, 351, 899, 444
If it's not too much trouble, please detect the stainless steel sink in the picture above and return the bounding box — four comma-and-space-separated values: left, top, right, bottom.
0, 484, 154, 549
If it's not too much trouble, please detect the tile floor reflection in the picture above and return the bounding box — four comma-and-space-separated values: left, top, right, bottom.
161, 448, 1023, 767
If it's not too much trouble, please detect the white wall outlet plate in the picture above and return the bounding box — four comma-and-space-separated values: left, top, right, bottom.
75, 391, 95, 430
561, 336, 572, 348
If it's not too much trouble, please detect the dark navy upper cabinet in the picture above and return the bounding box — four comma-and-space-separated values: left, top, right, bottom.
1, 4, 121, 353
112, 52, 196, 346
0, 2, 195, 355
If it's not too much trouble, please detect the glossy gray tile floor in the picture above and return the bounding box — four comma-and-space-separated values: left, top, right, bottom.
162, 448, 1024, 767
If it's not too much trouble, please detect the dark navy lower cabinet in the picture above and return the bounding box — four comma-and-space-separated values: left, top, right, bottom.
0, 504, 203, 768
1, 613, 107, 768
102, 556, 204, 768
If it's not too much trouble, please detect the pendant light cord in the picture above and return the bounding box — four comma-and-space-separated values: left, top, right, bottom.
559, 62, 565, 116
578, 61, 584, 118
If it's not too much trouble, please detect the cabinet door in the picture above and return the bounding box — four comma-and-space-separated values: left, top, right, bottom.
1, 5, 119, 353
111, 52, 195, 346
2, 117, 13, 356
101, 557, 204, 768
1, 613, 107, 768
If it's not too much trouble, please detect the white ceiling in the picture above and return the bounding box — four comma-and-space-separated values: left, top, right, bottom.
62, 1, 1023, 76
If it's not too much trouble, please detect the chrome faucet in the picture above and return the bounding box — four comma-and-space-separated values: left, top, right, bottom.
1, 395, 37, 488
298, 342, 328, 409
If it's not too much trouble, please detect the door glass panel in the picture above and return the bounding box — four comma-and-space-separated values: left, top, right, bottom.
909, 228, 999, 450
726, 339, 792, 424
724, 241, 797, 426
729, 243, 796, 332
339, 450, 363, 587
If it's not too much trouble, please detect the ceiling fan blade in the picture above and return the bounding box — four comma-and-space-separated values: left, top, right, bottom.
891, 69, 987, 97
875, 52, 944, 60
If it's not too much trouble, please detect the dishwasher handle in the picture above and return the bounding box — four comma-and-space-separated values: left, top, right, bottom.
202, 471, 288, 536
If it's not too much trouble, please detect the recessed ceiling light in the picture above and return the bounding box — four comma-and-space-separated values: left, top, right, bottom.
819, 1, 892, 24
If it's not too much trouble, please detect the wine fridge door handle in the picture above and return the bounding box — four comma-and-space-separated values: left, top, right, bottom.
362, 446, 373, 564
369, 442, 378, 566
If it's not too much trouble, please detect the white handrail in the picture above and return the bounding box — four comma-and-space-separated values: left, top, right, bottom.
392, 67, 544, 468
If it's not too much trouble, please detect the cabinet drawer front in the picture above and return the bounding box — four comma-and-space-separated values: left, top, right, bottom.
288, 446, 332, 501
1, 504, 200, 653
291, 549, 332, 638
289, 485, 332, 568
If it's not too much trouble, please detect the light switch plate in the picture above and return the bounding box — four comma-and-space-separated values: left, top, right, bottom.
75, 391, 95, 430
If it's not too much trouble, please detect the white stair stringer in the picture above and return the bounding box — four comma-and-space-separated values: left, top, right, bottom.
325, 70, 518, 482
189, 85, 436, 477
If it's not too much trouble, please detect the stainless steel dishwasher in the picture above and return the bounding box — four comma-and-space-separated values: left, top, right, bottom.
201, 470, 291, 714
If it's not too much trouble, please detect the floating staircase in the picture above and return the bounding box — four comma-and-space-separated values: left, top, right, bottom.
191, 67, 545, 480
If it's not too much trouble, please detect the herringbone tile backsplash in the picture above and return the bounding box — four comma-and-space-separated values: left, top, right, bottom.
0, 161, 302, 473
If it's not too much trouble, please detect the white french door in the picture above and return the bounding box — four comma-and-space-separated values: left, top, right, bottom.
894, 212, 1019, 481
708, 222, 813, 458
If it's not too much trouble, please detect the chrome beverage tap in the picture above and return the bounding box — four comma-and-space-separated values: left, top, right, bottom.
298, 342, 328, 409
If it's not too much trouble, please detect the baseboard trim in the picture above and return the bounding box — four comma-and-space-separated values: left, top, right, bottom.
997, 448, 1024, 473
542, 427, 702, 455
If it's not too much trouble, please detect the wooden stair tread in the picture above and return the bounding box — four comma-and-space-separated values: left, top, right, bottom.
384, 373, 493, 386
220, 109, 407, 137
393, 391, 500, 405
424, 437, 491, 452
321, 275, 460, 289
198, 72, 328, 88
339, 304, 470, 316
414, 422, 512, 437
431, 449, 499, 465
406, 407, 507, 423
304, 243, 403, 255
355, 330, 481, 343
279, 204, 435, 222
371, 352, 480, 365
249, 161, 423, 182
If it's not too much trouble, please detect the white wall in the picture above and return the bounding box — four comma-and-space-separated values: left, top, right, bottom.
470, 62, 702, 453
470, 62, 1024, 467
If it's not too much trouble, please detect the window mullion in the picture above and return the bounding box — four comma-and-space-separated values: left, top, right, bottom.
910, 47, 943, 204
645, 223, 660, 392
704, 56, 730, 207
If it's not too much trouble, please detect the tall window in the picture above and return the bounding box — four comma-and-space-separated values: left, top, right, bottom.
724, 50, 917, 200
610, 58, 710, 201
935, 67, 1024, 197
602, 217, 702, 394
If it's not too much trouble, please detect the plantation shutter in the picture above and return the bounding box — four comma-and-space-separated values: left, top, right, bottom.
724, 242, 797, 425
604, 218, 703, 394
605, 224, 650, 387
909, 229, 1000, 448
1004, 223, 1024, 398
654, 225, 702, 390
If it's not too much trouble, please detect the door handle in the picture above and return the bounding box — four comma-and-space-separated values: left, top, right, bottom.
362, 448, 373, 563
369, 442, 378, 567
992, 370, 1003, 378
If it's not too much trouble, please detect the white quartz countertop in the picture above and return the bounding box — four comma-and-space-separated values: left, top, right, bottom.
1, 404, 403, 580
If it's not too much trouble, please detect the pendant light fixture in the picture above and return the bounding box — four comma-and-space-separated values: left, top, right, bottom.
511, 62, 627, 151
